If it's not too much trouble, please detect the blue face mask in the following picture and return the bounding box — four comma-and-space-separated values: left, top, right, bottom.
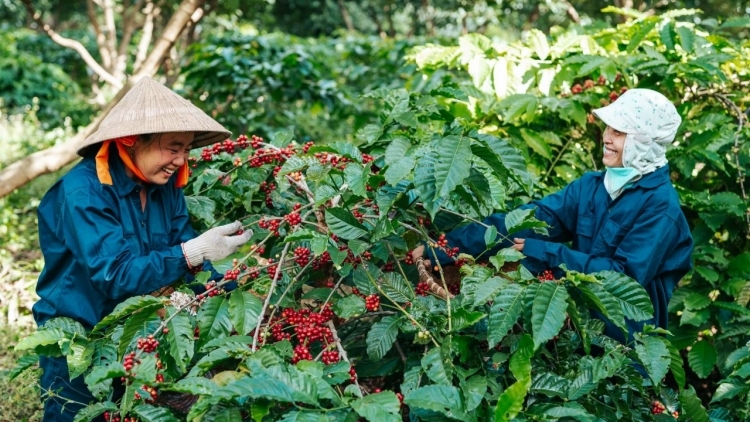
604, 167, 641, 200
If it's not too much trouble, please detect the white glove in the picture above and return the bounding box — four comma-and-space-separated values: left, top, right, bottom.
182, 221, 252, 267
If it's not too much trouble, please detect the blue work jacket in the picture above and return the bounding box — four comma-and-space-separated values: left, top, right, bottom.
431, 165, 693, 343
34, 153, 206, 330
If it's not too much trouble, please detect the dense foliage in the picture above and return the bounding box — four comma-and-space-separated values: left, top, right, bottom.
8, 6, 750, 422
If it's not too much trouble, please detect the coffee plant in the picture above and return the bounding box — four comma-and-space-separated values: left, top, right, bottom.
12, 7, 750, 422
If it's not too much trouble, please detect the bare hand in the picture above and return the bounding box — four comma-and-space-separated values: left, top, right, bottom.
511, 238, 525, 252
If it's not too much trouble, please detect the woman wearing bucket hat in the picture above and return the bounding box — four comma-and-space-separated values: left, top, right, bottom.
413, 88, 693, 345
32, 77, 253, 421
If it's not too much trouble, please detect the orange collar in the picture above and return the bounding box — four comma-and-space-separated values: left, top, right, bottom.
95, 136, 189, 188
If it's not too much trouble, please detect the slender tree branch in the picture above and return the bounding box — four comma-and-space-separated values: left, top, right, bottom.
252, 243, 291, 351
22, 0, 122, 88
133, 1, 158, 72
86, 0, 111, 71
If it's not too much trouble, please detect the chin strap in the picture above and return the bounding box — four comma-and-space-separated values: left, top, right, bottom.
95, 136, 189, 188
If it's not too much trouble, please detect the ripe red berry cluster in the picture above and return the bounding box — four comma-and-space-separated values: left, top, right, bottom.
382, 262, 394, 272
122, 351, 138, 373
365, 294, 380, 312
362, 153, 374, 163
314, 152, 351, 170
349, 367, 357, 382
538, 269, 555, 282
294, 246, 311, 267
292, 344, 313, 364
250, 134, 264, 149
133, 384, 158, 402
312, 251, 332, 270
444, 246, 460, 258
224, 268, 240, 281
267, 259, 280, 279
352, 209, 365, 223
258, 217, 281, 236
259, 181, 276, 208
247, 266, 261, 280
203, 281, 224, 297
416, 282, 429, 296
651, 401, 666, 414
448, 281, 461, 296
194, 326, 200, 339
302, 141, 314, 153
285, 212, 302, 226
437, 234, 448, 248
321, 349, 340, 364
103, 412, 139, 422
236, 134, 249, 149
136, 335, 159, 353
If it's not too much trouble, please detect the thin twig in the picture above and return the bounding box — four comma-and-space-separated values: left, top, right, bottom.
327, 320, 363, 393
252, 243, 291, 351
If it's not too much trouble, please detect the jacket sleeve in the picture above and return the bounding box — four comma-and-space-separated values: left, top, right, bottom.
169, 189, 224, 284
522, 212, 679, 288
62, 187, 189, 300
428, 178, 581, 265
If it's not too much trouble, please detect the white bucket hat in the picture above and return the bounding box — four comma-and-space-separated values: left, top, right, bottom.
78, 76, 230, 156
593, 88, 681, 175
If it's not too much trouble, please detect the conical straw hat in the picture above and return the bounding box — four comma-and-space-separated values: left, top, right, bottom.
77, 76, 231, 156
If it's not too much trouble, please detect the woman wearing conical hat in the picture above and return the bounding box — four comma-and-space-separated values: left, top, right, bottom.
32, 77, 252, 421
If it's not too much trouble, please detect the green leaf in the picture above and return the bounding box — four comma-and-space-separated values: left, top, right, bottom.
334, 295, 365, 319
598, 270, 654, 321
404, 385, 471, 421
495, 335, 533, 421
167, 377, 220, 396
228, 291, 263, 336
688, 340, 717, 379
576, 56, 609, 77
351, 391, 401, 422
679, 387, 709, 422
384, 157, 416, 186
166, 307, 195, 373
352, 265, 380, 295
380, 272, 414, 304
8, 354, 39, 380
14, 328, 66, 352
196, 296, 232, 351
660, 21, 676, 50
627, 19, 658, 52
461, 375, 487, 412
531, 372, 569, 398
578, 283, 626, 335
499, 94, 538, 123
567, 369, 597, 401
325, 208, 369, 240
384, 137, 412, 166
711, 383, 749, 403
470, 132, 532, 191
222, 376, 298, 403
72, 401, 118, 422
728, 252, 750, 278
344, 164, 367, 197
527, 29, 550, 60
422, 346, 453, 386
433, 135, 472, 200
278, 156, 316, 177
504, 208, 548, 236
92, 296, 162, 332
519, 128, 552, 160
676, 26, 695, 53
132, 404, 181, 422
473, 277, 507, 307
666, 341, 686, 390
684, 293, 711, 310
186, 196, 216, 223
635, 336, 671, 385
489, 248, 524, 270
487, 284, 525, 348
531, 283, 569, 350
67, 339, 94, 379
366, 315, 401, 360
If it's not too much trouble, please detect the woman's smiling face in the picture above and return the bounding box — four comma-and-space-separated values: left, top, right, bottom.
602, 126, 627, 167
131, 132, 194, 185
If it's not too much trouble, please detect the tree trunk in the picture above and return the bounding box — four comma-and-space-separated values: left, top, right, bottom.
337, 0, 354, 32
0, 0, 208, 198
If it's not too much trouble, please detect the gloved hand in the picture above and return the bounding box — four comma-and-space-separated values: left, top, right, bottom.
182, 221, 252, 268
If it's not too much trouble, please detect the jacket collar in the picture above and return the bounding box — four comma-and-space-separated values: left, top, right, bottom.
595, 165, 670, 190
632, 165, 670, 189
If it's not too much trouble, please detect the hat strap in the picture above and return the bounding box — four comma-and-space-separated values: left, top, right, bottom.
95, 136, 189, 188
